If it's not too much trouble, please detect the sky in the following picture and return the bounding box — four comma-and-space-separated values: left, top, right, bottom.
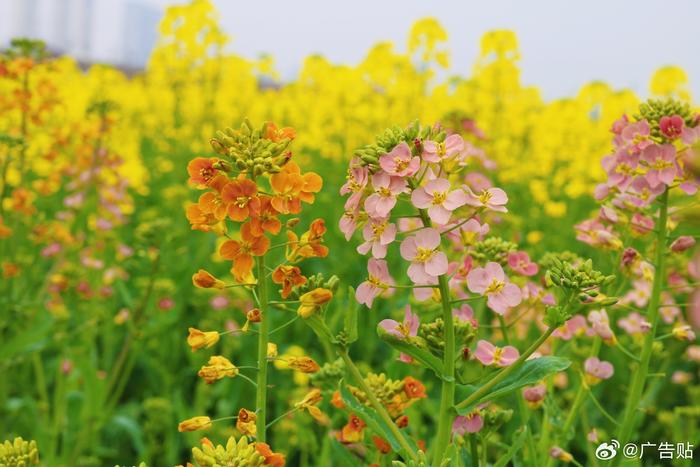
3, 0, 699, 101
141, 0, 700, 101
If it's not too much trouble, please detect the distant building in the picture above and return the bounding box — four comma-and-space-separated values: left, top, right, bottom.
0, 0, 161, 69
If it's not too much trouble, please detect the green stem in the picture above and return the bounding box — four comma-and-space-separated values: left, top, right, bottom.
338, 349, 418, 463
544, 338, 601, 467
455, 326, 557, 413
432, 272, 457, 465
255, 255, 270, 442
613, 188, 669, 464
499, 315, 539, 466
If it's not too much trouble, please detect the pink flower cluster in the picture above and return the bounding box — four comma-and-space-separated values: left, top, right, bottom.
342, 131, 516, 308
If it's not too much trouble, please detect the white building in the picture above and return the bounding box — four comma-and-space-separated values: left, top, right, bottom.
0, 0, 161, 68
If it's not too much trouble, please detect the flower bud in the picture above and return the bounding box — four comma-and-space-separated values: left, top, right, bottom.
178, 416, 212, 432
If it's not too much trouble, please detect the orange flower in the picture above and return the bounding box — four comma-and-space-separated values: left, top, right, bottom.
187, 327, 220, 351
331, 390, 345, 409
0, 220, 11, 239
192, 269, 225, 289
286, 356, 320, 373
186, 203, 225, 234
178, 416, 212, 432
286, 218, 329, 262
297, 288, 333, 318
9, 188, 36, 215
372, 436, 392, 454
264, 122, 296, 142
247, 197, 281, 237
340, 414, 366, 443
256, 442, 286, 466
188, 157, 220, 188
222, 178, 260, 222
236, 408, 257, 437
2, 262, 20, 279
269, 162, 322, 214
403, 376, 427, 399
271, 265, 306, 298
196, 175, 230, 221
219, 223, 270, 281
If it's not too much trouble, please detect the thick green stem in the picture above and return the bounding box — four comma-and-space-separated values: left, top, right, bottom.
613, 188, 669, 463
455, 326, 557, 413
338, 349, 418, 463
432, 272, 457, 466
255, 255, 270, 442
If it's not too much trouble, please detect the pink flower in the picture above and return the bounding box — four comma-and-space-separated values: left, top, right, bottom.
467, 262, 522, 315
522, 384, 546, 408
411, 178, 467, 224
507, 251, 539, 276
464, 172, 493, 192
630, 213, 655, 236
621, 119, 652, 154
453, 304, 474, 323
681, 125, 700, 144
364, 172, 406, 218
464, 187, 508, 212
602, 150, 638, 190
357, 217, 396, 258
378, 305, 419, 339
448, 218, 489, 248
400, 228, 448, 282
41, 243, 62, 257
553, 315, 589, 340
588, 309, 616, 343
422, 134, 464, 163
413, 276, 438, 301
641, 144, 678, 188
339, 209, 360, 241
340, 162, 368, 210
210, 295, 230, 310
671, 236, 696, 253
611, 114, 629, 135
672, 324, 696, 342
379, 142, 420, 177
452, 412, 483, 435
356, 258, 395, 307
584, 357, 614, 385
622, 280, 651, 308
474, 339, 519, 367
617, 312, 651, 336
659, 115, 684, 139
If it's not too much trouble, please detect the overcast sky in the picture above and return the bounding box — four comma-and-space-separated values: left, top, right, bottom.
4, 0, 698, 101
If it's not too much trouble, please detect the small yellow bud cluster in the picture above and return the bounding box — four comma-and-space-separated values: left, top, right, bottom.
210, 120, 294, 177
0, 437, 39, 467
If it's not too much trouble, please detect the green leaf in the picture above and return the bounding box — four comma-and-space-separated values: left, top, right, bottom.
0, 318, 53, 361
378, 331, 448, 381
455, 356, 570, 415
339, 381, 419, 459
343, 287, 359, 344
328, 437, 364, 466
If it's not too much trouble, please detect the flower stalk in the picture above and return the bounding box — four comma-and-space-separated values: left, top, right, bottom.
255, 255, 270, 442
614, 188, 669, 460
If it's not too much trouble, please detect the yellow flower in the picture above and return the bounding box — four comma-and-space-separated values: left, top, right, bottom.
286, 356, 320, 374
295, 389, 329, 425
267, 343, 278, 358
197, 356, 239, 384
297, 288, 333, 318
236, 408, 257, 438
192, 269, 226, 289
187, 327, 220, 352
178, 416, 212, 432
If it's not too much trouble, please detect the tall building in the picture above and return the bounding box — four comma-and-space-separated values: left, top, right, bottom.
0, 0, 161, 69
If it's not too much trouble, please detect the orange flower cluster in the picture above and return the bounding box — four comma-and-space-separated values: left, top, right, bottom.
187, 150, 325, 283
